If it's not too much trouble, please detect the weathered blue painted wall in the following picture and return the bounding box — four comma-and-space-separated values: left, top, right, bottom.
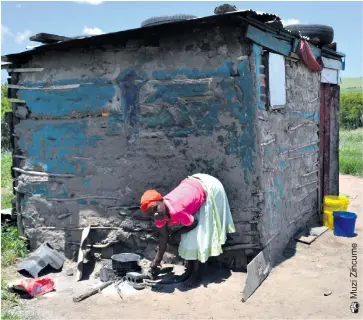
14, 26, 261, 265
17, 120, 102, 175
17, 62, 257, 176
17, 79, 115, 117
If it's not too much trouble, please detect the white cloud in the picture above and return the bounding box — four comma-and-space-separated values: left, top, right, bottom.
76, 0, 103, 5
1, 25, 13, 38
82, 26, 104, 36
281, 18, 300, 26
15, 30, 32, 44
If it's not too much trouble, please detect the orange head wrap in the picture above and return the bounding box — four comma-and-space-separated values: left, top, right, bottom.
140, 190, 163, 213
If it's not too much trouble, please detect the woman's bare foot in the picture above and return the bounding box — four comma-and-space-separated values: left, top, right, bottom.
182, 260, 201, 288
182, 274, 201, 289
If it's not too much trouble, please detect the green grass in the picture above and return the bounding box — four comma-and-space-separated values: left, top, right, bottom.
339, 128, 363, 176
1, 311, 21, 320
1, 280, 20, 307
1, 280, 21, 320
1, 225, 28, 267
341, 77, 363, 93
1, 225, 28, 318
1, 152, 13, 209
1, 151, 28, 266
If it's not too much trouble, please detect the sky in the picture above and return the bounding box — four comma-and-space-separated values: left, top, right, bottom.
1, 0, 363, 82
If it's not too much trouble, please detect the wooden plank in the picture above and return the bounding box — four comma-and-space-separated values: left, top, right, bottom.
8, 75, 25, 237
309, 45, 321, 59
319, 84, 325, 218
286, 52, 300, 61
8, 98, 26, 103
328, 86, 340, 195
7, 68, 44, 73
8, 84, 80, 90
73, 281, 113, 302
294, 226, 328, 244
246, 25, 292, 57
292, 38, 299, 53
310, 226, 329, 237
294, 233, 316, 244
322, 57, 343, 70
323, 84, 331, 198
322, 47, 345, 58
13, 167, 75, 178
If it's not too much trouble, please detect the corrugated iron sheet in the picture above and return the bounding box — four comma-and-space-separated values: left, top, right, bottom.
18, 242, 65, 278
2, 9, 344, 64
2, 10, 280, 62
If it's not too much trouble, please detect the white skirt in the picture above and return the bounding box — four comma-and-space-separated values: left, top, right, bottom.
178, 173, 236, 263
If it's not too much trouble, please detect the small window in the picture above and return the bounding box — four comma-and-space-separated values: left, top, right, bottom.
268, 52, 286, 109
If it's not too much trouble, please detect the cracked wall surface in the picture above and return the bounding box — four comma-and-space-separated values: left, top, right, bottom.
13, 24, 262, 267
254, 45, 320, 265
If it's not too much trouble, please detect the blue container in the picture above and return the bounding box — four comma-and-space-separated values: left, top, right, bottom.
333, 211, 357, 237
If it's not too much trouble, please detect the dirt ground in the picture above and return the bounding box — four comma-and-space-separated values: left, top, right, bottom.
7, 175, 363, 319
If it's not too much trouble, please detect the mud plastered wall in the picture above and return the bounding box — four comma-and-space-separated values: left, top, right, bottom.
254, 45, 320, 265
14, 25, 262, 266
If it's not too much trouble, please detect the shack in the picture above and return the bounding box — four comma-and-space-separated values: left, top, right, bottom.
2, 10, 344, 273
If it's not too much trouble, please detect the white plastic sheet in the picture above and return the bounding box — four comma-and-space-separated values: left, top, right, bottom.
268, 53, 286, 108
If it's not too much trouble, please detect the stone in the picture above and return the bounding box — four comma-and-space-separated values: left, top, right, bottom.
66, 268, 74, 276
15, 106, 29, 119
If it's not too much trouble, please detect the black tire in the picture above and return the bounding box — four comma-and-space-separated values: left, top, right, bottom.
284, 24, 334, 45
141, 14, 198, 27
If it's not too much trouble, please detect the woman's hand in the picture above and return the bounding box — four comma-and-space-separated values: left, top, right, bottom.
150, 259, 160, 269
149, 260, 161, 280
154, 224, 169, 266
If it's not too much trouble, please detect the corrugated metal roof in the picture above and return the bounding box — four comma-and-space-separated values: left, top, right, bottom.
2, 9, 344, 62
2, 10, 281, 62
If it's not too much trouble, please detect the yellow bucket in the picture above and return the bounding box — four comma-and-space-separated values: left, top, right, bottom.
323, 195, 349, 229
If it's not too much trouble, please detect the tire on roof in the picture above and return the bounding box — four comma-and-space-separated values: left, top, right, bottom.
284, 24, 334, 45
141, 14, 198, 27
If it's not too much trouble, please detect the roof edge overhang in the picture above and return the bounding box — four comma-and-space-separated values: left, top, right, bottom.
2, 10, 344, 65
